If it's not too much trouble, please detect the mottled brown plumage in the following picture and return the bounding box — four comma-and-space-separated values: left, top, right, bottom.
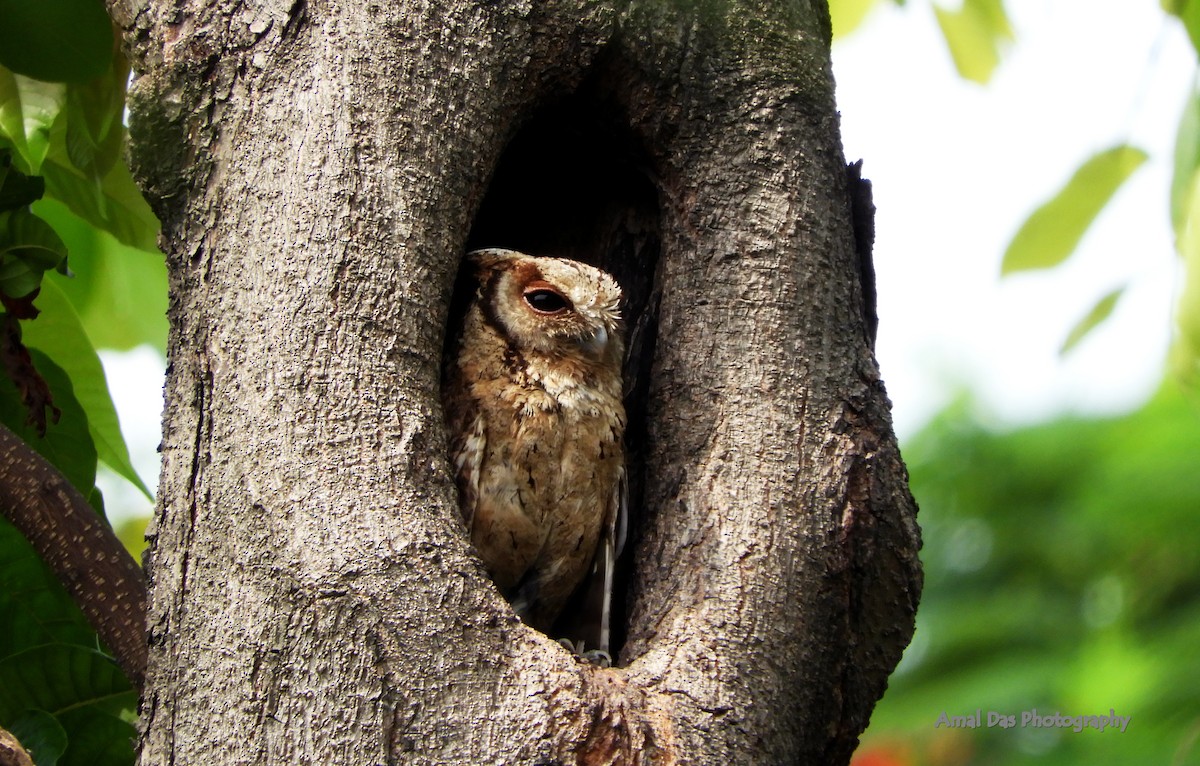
443, 249, 626, 649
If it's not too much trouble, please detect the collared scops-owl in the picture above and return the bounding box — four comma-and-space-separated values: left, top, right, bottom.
442, 248, 626, 654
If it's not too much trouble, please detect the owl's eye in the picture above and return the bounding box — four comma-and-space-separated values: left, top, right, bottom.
523, 288, 571, 314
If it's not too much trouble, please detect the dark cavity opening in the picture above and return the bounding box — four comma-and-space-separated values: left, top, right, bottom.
465, 76, 662, 661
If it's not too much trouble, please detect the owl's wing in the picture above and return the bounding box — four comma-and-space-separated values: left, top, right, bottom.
597, 464, 627, 656
458, 412, 485, 529
550, 460, 625, 659
445, 377, 485, 530
613, 463, 628, 559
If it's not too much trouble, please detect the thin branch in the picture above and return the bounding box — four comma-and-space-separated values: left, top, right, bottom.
0, 726, 34, 766
0, 421, 148, 689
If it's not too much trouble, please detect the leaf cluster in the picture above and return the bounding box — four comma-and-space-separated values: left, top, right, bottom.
0, 2, 166, 763
832, 0, 1200, 375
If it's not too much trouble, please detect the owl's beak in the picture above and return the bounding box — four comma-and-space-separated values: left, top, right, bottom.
580, 324, 609, 354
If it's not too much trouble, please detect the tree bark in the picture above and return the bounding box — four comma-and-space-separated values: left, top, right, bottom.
0, 726, 34, 766
110, 0, 921, 762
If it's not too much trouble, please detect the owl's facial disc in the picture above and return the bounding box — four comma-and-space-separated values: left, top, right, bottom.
471, 248, 622, 361
517, 278, 608, 354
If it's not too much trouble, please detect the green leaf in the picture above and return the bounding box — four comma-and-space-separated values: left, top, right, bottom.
35, 199, 167, 352
0, 349, 97, 497
0, 208, 68, 299
1, 210, 67, 270
0, 149, 47, 212
829, 0, 881, 39
18, 280, 152, 499
40, 157, 159, 254
1173, 171, 1200, 383
0, 0, 114, 84
64, 53, 129, 181
0, 519, 100, 661
0, 517, 135, 764
0, 70, 67, 173
0, 645, 134, 721
0, 263, 41, 301
114, 516, 150, 560
933, 0, 1014, 84
1002, 145, 1149, 275
0, 645, 136, 766
55, 706, 136, 766
1059, 286, 1124, 355
7, 708, 68, 766
1171, 79, 1200, 242
2, 65, 158, 253
1165, 0, 1200, 57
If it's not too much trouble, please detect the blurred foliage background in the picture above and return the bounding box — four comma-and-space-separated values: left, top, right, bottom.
832, 1, 1200, 764
853, 382, 1200, 765
2, 0, 1200, 764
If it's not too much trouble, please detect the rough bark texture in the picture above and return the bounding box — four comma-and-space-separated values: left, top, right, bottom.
0, 724, 36, 766
110, 0, 921, 762
0, 422, 148, 688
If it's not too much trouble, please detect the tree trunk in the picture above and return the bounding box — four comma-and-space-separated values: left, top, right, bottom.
110, 0, 921, 762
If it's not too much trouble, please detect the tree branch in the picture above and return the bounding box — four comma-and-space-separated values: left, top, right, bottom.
0, 422, 148, 688
0, 726, 34, 766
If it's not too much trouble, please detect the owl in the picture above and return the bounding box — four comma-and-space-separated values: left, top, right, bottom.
442, 248, 626, 654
